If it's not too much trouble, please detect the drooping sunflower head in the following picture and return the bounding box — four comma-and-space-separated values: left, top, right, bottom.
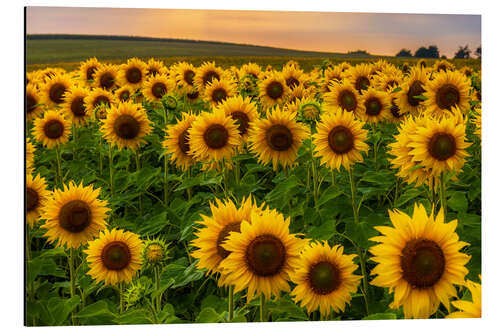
141, 237, 171, 268
248, 107, 309, 170
33, 110, 71, 149
396, 67, 430, 115
118, 58, 148, 88
142, 74, 174, 102
41, 73, 73, 108
323, 81, 361, 114
216, 95, 259, 142
85, 228, 143, 286
370, 203, 470, 319
433, 59, 455, 73
344, 63, 373, 93
446, 277, 481, 318
79, 57, 102, 85
203, 78, 237, 106
219, 208, 307, 301
313, 107, 369, 171
358, 87, 391, 123
42, 182, 110, 248
187, 109, 241, 163
163, 112, 198, 171
26, 84, 44, 122
93, 64, 119, 90
100, 102, 152, 151
258, 72, 289, 108
194, 61, 224, 92
423, 71, 471, 117
115, 85, 135, 102
191, 196, 265, 276
145, 58, 166, 77
61, 85, 91, 126
290, 241, 361, 317
26, 173, 50, 228
84, 88, 117, 120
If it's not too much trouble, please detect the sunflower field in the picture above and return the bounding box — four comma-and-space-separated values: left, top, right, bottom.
25, 56, 481, 326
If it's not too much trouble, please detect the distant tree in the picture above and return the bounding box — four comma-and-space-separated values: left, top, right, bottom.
454, 45, 471, 59
414, 47, 429, 58
427, 45, 440, 58
414, 45, 440, 58
475, 46, 481, 58
347, 50, 370, 56
396, 49, 412, 57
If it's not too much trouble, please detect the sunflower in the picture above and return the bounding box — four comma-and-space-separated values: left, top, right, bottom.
313, 108, 369, 171
194, 61, 224, 92
163, 112, 197, 171
100, 102, 152, 151
369, 203, 470, 319
79, 57, 102, 84
85, 228, 143, 286
145, 58, 165, 77
26, 71, 41, 87
186, 89, 201, 103
417, 59, 428, 68
203, 78, 237, 106
141, 237, 170, 268
288, 84, 315, 104
258, 72, 289, 108
39, 67, 66, 84
396, 67, 430, 115
26, 173, 50, 228
433, 60, 455, 73
446, 277, 481, 318
323, 81, 362, 115
248, 107, 309, 170
191, 196, 263, 276
344, 64, 373, 93
285, 97, 322, 122
408, 114, 471, 176
459, 66, 474, 78
26, 84, 44, 121
422, 71, 471, 117
290, 241, 361, 317
387, 97, 405, 123
117, 58, 148, 88
239, 63, 261, 79
471, 107, 481, 140
84, 88, 117, 119
358, 88, 391, 123
374, 70, 403, 92
142, 74, 173, 103
32, 110, 71, 149
26, 138, 36, 172
282, 66, 306, 89
219, 208, 306, 301
321, 66, 344, 93
188, 109, 241, 163
216, 95, 259, 142
173, 61, 197, 93
42, 182, 110, 248
115, 85, 135, 102
61, 85, 91, 126
93, 64, 119, 90
41, 73, 73, 108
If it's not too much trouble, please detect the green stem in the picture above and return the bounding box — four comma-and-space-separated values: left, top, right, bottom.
356, 247, 371, 315
259, 294, 265, 322
154, 266, 161, 312
69, 248, 77, 325
348, 168, 359, 224
72, 124, 78, 159
163, 155, 169, 206
119, 282, 124, 314
98, 135, 103, 176
439, 172, 447, 220
310, 136, 319, 207
228, 285, 234, 321
108, 144, 114, 195
135, 151, 143, 214
55, 145, 63, 189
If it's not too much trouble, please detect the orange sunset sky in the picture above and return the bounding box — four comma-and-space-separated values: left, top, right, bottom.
26, 7, 481, 58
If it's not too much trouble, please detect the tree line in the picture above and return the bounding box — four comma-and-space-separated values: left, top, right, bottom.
396, 45, 481, 59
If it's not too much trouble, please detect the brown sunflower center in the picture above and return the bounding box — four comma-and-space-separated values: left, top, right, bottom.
26, 187, 39, 211
266, 81, 284, 100
286, 77, 300, 88
328, 125, 354, 154
355, 76, 370, 92
203, 124, 229, 149
43, 119, 64, 139
187, 91, 199, 100
202, 71, 220, 86
308, 261, 341, 295
436, 84, 460, 110
113, 114, 140, 140
58, 199, 91, 233
27, 94, 37, 114
126, 67, 142, 84
407, 80, 425, 107
101, 241, 131, 270
100, 72, 115, 89
338, 89, 357, 111
184, 70, 195, 85
86, 66, 97, 81
71, 97, 86, 117
152, 82, 167, 98
365, 97, 383, 116
211, 88, 228, 104
245, 234, 286, 276
401, 239, 445, 288
178, 129, 190, 154
428, 132, 457, 161
266, 124, 293, 151
216, 222, 241, 259
390, 99, 403, 119
119, 90, 130, 101
49, 83, 67, 104
93, 96, 110, 109
231, 111, 250, 135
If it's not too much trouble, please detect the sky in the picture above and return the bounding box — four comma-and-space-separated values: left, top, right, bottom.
26, 7, 481, 58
